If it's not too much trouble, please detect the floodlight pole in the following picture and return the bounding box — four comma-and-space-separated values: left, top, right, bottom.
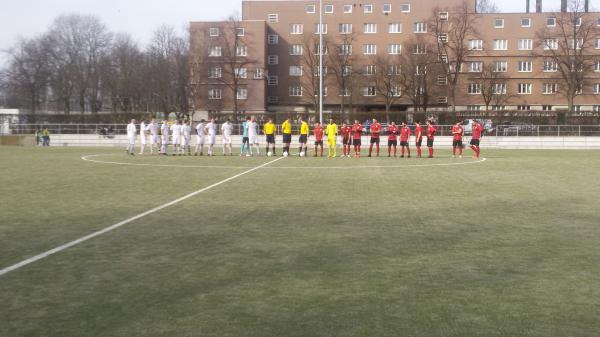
319, 0, 324, 124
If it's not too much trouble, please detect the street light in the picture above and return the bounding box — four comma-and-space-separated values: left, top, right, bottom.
319, 0, 324, 124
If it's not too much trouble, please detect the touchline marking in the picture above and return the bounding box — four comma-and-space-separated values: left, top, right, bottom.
0, 157, 284, 278
82, 154, 487, 169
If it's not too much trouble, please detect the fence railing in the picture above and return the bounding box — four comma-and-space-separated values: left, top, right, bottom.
3, 123, 600, 137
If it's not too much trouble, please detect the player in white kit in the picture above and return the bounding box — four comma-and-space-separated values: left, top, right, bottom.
182, 120, 192, 155
221, 119, 233, 156
170, 120, 182, 156
126, 119, 137, 155
146, 119, 159, 155
205, 118, 217, 156
160, 120, 170, 155
139, 120, 147, 155
194, 119, 206, 156
247, 117, 260, 157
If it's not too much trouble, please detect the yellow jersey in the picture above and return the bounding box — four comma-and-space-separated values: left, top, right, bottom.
300, 122, 309, 135
281, 120, 292, 134
326, 123, 338, 140
263, 122, 276, 135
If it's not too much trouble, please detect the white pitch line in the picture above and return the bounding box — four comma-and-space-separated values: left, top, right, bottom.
0, 157, 284, 278
81, 154, 255, 169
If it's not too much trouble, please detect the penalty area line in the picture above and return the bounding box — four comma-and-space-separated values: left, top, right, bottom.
0, 156, 284, 278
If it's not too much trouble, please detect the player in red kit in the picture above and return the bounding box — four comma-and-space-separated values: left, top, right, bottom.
313, 122, 324, 157
426, 120, 437, 158
470, 121, 484, 158
386, 122, 399, 157
368, 119, 382, 157
451, 121, 464, 158
399, 122, 411, 158
340, 123, 352, 158
351, 120, 363, 158
414, 122, 423, 158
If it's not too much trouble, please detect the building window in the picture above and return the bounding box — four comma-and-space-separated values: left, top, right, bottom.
388, 44, 402, 55
468, 83, 482, 94
518, 39, 533, 50
543, 60, 558, 72
400, 3, 411, 12
289, 86, 303, 96
518, 61, 532, 72
439, 12, 449, 20
521, 18, 531, 27
542, 105, 553, 111
440, 54, 448, 63
363, 4, 373, 13
305, 4, 316, 13
313, 87, 328, 96
314, 66, 328, 76
517, 105, 531, 110
339, 88, 351, 96
364, 64, 377, 75
208, 88, 222, 100
390, 86, 401, 97
543, 39, 558, 50
547, 17, 556, 27
437, 75, 447, 85
267, 76, 278, 85
237, 88, 248, 100
597, 18, 600, 26
416, 65, 426, 75
268, 34, 279, 44
467, 105, 481, 111
290, 23, 303, 34
595, 39, 600, 49
495, 18, 504, 28
339, 23, 352, 34
268, 55, 279, 65
493, 39, 508, 50
343, 4, 352, 13
574, 17, 582, 26
363, 86, 376, 96
364, 23, 377, 33
268, 14, 279, 23
594, 105, 600, 112
493, 83, 506, 94
313, 43, 328, 55
493, 61, 508, 72
518, 83, 532, 94
343, 65, 352, 76
542, 83, 558, 94
339, 44, 352, 55
594, 83, 600, 94
438, 33, 448, 43
209, 27, 219, 36
413, 22, 427, 33
208, 67, 222, 78
315, 23, 328, 34
469, 61, 483, 72
234, 68, 247, 78
289, 66, 303, 76
595, 60, 600, 72
388, 64, 401, 75
438, 96, 448, 104
290, 45, 303, 55
236, 28, 245, 36
209, 46, 222, 57
469, 39, 483, 50
413, 44, 426, 54
388, 23, 402, 33
363, 44, 377, 55
254, 68, 264, 79
236, 45, 247, 57
267, 96, 280, 104
383, 3, 392, 13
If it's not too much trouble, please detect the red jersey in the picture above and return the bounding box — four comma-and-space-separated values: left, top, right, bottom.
314, 126, 324, 141
370, 123, 382, 138
400, 126, 411, 141
387, 125, 399, 141
415, 126, 423, 141
452, 125, 464, 141
351, 124, 363, 140
341, 126, 351, 139
472, 123, 484, 140
427, 125, 437, 139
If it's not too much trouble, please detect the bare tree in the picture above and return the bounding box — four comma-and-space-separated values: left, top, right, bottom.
328, 33, 358, 120
399, 39, 441, 114
472, 63, 510, 111
429, 1, 480, 111
373, 54, 403, 122
535, 0, 599, 114
299, 34, 329, 116
476, 0, 499, 13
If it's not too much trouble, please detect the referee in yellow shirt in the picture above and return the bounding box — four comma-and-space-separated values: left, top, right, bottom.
326, 118, 338, 158
281, 117, 292, 155
263, 118, 277, 156
298, 117, 309, 157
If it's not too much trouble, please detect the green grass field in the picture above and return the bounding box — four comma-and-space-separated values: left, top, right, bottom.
1, 146, 599, 337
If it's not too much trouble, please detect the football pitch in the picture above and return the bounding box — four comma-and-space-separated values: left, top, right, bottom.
1, 146, 599, 337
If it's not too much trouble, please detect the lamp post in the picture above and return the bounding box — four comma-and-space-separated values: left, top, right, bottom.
319, 0, 324, 124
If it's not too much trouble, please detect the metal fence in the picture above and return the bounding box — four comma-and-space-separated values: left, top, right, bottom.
3, 123, 600, 137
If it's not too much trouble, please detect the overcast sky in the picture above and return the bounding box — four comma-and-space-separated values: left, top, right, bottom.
0, 0, 581, 66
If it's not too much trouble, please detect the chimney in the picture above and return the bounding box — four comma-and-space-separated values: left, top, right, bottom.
526, 0, 530, 13
536, 0, 542, 12
561, 0, 567, 12
585, 0, 589, 12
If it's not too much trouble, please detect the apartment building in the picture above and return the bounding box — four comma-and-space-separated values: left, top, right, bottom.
190, 0, 600, 121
